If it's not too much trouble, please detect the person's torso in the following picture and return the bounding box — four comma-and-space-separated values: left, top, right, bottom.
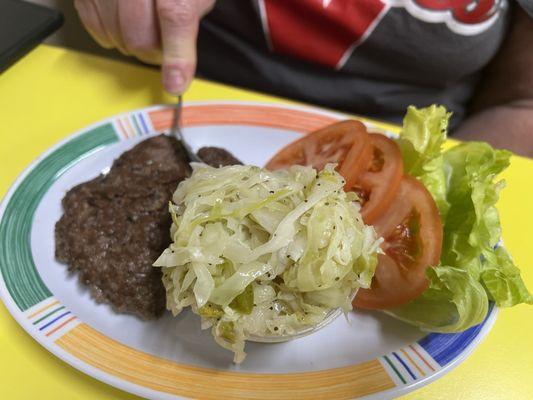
198, 0, 510, 126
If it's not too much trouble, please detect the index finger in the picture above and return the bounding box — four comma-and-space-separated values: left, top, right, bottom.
157, 0, 200, 94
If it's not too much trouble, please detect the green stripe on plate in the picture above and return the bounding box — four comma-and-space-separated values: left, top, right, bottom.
383, 355, 406, 384
0, 124, 119, 311
33, 306, 66, 325
131, 115, 143, 136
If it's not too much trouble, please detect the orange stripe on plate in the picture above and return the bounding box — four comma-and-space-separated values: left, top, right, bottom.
56, 323, 395, 400
409, 345, 436, 372
28, 300, 60, 319
45, 316, 77, 337
400, 348, 425, 377
149, 104, 338, 133
123, 117, 136, 138
116, 118, 129, 139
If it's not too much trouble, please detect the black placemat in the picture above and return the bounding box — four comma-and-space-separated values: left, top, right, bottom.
0, 0, 63, 73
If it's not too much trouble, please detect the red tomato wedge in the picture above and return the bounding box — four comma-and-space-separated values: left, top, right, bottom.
347, 134, 403, 224
353, 176, 443, 310
265, 120, 372, 185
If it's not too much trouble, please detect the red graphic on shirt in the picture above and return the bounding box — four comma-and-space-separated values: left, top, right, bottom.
414, 0, 498, 24
263, 0, 386, 68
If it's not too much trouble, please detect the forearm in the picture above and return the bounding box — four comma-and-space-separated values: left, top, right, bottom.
455, 5, 533, 158
454, 100, 533, 158
454, 99, 533, 157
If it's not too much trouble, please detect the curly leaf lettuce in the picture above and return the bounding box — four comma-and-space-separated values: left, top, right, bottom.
441, 142, 511, 272
398, 105, 450, 218
387, 105, 531, 333
481, 247, 533, 307
387, 266, 488, 332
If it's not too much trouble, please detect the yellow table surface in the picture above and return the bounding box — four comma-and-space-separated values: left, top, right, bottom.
1, 45, 532, 400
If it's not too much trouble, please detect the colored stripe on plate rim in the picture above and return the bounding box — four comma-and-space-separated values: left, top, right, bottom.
418, 302, 496, 367
56, 322, 396, 400
114, 112, 153, 139
0, 124, 119, 311
148, 104, 338, 133
26, 298, 79, 338
380, 346, 435, 386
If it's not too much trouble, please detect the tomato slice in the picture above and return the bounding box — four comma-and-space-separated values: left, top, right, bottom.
347, 134, 403, 224
353, 176, 443, 309
266, 120, 372, 183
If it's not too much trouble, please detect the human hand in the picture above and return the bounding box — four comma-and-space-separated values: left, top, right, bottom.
74, 0, 216, 94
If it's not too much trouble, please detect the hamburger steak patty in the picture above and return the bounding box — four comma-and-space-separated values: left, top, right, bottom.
197, 146, 243, 167
55, 135, 191, 319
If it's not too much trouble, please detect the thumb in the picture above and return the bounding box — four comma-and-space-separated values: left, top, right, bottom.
157, 0, 200, 94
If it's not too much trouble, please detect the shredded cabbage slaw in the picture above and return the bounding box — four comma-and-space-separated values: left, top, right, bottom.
154, 163, 381, 362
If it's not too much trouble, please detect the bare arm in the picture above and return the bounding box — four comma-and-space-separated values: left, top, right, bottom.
454, 5, 533, 158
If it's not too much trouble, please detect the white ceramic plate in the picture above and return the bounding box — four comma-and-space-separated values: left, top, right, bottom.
0, 101, 497, 399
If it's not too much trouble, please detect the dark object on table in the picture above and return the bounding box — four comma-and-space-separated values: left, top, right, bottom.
0, 0, 63, 73
55, 135, 190, 320
198, 146, 243, 167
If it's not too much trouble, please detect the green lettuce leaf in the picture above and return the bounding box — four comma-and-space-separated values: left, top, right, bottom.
481, 247, 533, 307
386, 105, 531, 333
387, 266, 488, 333
398, 105, 451, 218
441, 142, 511, 272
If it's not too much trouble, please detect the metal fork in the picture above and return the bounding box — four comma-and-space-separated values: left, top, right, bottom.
169, 95, 202, 162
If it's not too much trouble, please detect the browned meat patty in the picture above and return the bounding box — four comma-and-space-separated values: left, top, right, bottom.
197, 147, 243, 167
55, 135, 191, 320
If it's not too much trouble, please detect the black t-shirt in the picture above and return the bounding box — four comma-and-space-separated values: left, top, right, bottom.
197, 0, 531, 128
